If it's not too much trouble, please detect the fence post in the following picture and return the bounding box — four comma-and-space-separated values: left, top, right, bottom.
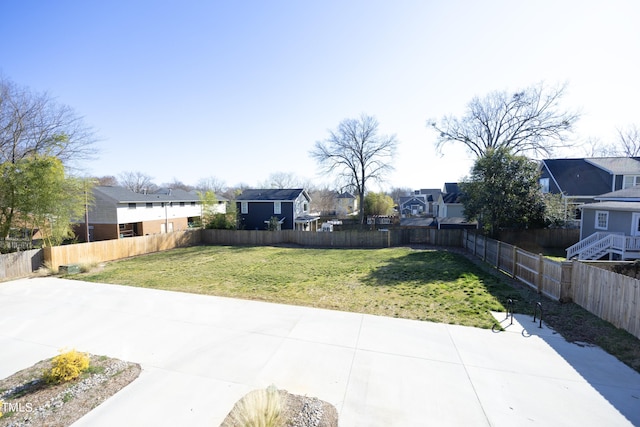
560, 261, 574, 303
512, 245, 517, 279
536, 253, 544, 293
473, 232, 478, 256
483, 235, 487, 262
43, 246, 53, 270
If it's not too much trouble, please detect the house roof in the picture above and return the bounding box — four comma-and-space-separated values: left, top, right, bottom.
596, 185, 640, 201
437, 217, 476, 225
443, 183, 460, 193
419, 188, 441, 194
418, 189, 441, 202
236, 188, 309, 202
335, 192, 355, 199
400, 217, 435, 227
442, 192, 463, 204
187, 190, 229, 202
399, 196, 427, 207
541, 158, 613, 196
581, 201, 640, 212
585, 157, 640, 175
94, 186, 200, 203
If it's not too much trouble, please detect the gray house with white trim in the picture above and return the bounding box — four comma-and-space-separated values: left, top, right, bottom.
567, 185, 640, 260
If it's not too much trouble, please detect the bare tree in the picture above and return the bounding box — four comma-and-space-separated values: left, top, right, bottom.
119, 171, 157, 193
617, 124, 640, 157
308, 186, 339, 216
266, 172, 298, 189
196, 176, 227, 193
579, 137, 618, 157
430, 82, 580, 158
94, 175, 118, 186
311, 114, 397, 226
389, 187, 412, 207
162, 178, 193, 192
0, 76, 96, 241
0, 75, 96, 166
259, 172, 311, 189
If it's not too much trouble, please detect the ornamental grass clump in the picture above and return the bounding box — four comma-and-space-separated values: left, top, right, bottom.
228, 385, 283, 427
43, 349, 90, 384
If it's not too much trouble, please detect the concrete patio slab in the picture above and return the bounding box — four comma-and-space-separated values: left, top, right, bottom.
0, 277, 638, 426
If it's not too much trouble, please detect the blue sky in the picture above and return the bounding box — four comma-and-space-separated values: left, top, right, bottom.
2, 1, 639, 191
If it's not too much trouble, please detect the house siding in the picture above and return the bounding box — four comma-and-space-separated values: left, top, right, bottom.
335, 194, 356, 216
238, 202, 295, 230
83, 187, 202, 241
138, 218, 189, 235
581, 208, 632, 239
92, 223, 119, 241
115, 203, 200, 224
445, 204, 465, 218
400, 197, 427, 215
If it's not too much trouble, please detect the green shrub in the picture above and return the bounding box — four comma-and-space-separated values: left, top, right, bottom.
206, 213, 236, 230
43, 349, 90, 384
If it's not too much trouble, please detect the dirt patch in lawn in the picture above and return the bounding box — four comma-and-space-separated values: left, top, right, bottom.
0, 354, 140, 427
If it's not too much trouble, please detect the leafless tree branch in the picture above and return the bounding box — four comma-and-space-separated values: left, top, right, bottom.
0, 76, 97, 167
616, 124, 640, 157
310, 114, 397, 225
430, 82, 580, 158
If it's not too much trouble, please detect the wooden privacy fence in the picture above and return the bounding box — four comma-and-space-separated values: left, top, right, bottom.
394, 228, 464, 246
572, 262, 640, 340
497, 228, 580, 250
202, 228, 465, 247
202, 229, 393, 247
44, 230, 201, 270
0, 249, 44, 281
464, 231, 565, 300
464, 230, 640, 339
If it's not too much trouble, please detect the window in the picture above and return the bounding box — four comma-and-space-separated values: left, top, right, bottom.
303, 202, 308, 212
274, 201, 281, 214
595, 211, 609, 230
539, 178, 550, 193
191, 201, 196, 206
128, 203, 136, 209
241, 201, 248, 214
146, 203, 153, 208
623, 175, 640, 189
180, 202, 185, 207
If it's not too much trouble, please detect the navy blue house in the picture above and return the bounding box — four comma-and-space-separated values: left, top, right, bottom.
236, 188, 319, 231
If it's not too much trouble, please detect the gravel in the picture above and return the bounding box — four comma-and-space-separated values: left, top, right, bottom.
0, 356, 141, 427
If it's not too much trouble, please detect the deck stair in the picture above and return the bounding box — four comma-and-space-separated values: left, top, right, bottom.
567, 232, 640, 260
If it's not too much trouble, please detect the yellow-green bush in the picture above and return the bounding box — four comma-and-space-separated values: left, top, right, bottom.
43, 349, 90, 384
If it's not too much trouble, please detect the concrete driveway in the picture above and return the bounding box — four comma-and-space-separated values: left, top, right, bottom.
0, 277, 638, 426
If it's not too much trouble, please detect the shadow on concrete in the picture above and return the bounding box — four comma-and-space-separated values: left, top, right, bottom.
493, 312, 640, 426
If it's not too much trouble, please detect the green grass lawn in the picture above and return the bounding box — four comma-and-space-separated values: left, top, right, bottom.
71, 244, 640, 372
75, 246, 525, 329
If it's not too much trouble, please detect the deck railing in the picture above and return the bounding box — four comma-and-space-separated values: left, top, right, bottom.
565, 232, 635, 260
